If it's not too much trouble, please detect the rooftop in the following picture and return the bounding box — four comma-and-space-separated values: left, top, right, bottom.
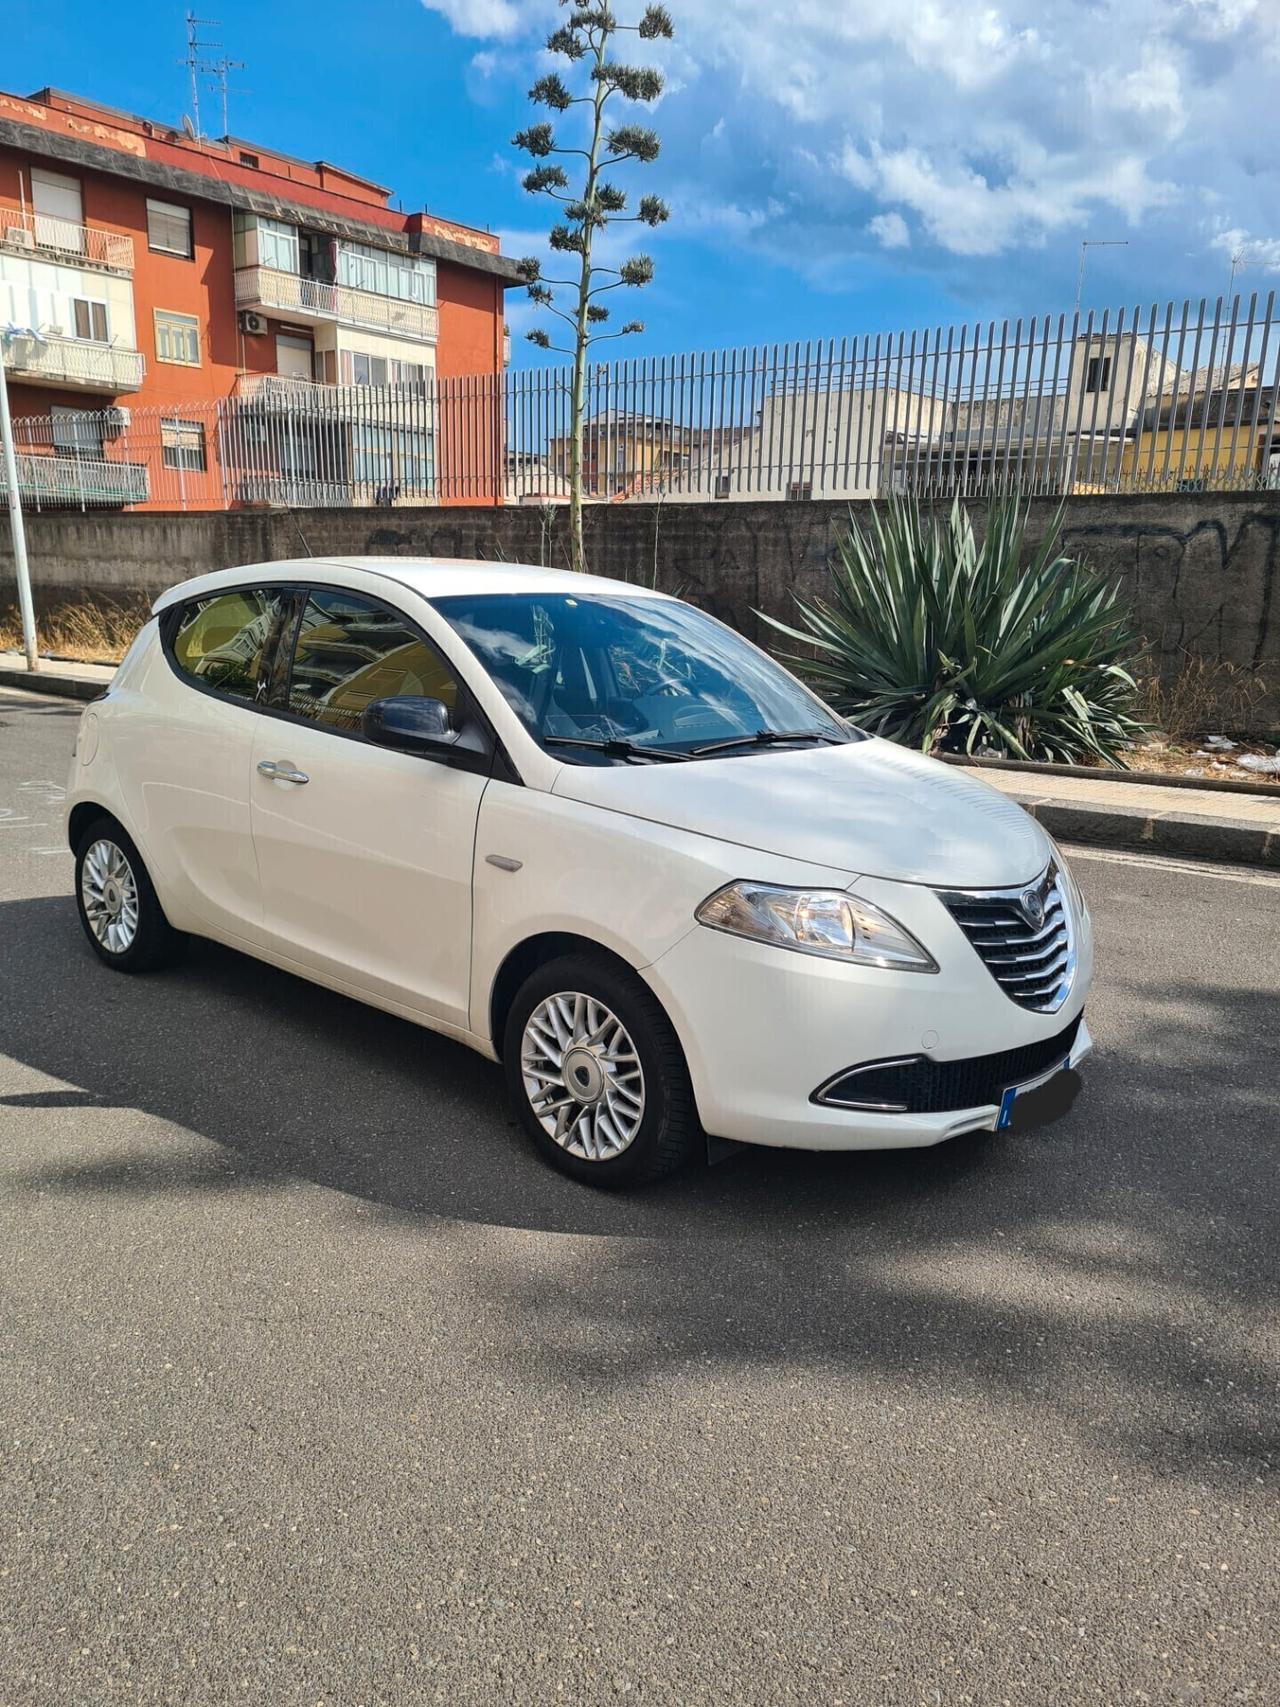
0, 85, 522, 282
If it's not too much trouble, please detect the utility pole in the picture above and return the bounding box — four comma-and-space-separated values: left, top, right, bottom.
1075, 239, 1129, 314
0, 334, 39, 671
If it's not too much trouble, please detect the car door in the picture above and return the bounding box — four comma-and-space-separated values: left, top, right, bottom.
249, 584, 489, 1028
136, 584, 292, 938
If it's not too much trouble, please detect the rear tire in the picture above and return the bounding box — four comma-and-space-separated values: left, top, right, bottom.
503, 952, 699, 1187
74, 817, 186, 973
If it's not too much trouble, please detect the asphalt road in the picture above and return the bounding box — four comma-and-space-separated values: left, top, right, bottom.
1, 686, 1277, 1707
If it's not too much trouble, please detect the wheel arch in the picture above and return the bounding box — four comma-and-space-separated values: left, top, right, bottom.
488, 932, 644, 1061
68, 801, 124, 853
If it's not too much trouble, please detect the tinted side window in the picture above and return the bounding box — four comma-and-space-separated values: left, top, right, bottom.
171, 588, 284, 703
287, 589, 459, 734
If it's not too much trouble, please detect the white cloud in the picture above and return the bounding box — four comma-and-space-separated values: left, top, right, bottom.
1177, 0, 1262, 34
867, 211, 910, 250
1208, 223, 1280, 271
421, 0, 535, 39
424, 0, 1280, 300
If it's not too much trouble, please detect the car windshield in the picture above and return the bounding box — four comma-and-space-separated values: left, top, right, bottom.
431, 591, 854, 763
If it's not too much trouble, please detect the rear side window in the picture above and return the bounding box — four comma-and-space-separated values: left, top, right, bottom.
171, 588, 285, 703
286, 588, 459, 734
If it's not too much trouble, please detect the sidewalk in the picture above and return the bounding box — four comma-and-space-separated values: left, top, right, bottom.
958, 763, 1280, 869
0, 652, 116, 702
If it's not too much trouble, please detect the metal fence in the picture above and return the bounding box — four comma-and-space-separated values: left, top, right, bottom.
2, 380, 450, 513
5, 294, 1280, 512
502, 294, 1280, 504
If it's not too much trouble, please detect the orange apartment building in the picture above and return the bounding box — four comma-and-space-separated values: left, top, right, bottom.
0, 86, 521, 508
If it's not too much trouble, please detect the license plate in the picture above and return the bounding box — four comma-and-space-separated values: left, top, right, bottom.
996, 1061, 1080, 1132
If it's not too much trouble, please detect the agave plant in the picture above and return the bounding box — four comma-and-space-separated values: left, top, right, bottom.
761, 497, 1147, 766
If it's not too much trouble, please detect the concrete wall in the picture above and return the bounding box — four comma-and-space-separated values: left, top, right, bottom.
4, 490, 1278, 729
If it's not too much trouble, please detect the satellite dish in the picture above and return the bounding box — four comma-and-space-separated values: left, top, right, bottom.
181, 115, 196, 138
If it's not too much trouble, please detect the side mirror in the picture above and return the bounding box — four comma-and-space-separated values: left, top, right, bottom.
362, 695, 457, 757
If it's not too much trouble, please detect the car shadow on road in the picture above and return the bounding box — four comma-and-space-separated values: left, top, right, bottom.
1, 891, 1276, 1484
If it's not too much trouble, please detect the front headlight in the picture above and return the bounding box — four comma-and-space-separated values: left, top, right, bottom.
695, 881, 938, 971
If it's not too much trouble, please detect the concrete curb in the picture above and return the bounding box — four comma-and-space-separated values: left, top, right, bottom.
1013, 794, 1280, 870
0, 666, 107, 702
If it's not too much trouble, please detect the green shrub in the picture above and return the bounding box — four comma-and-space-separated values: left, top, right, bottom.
761, 497, 1147, 766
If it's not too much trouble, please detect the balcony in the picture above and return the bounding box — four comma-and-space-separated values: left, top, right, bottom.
234, 371, 327, 406
2, 331, 145, 394
234, 266, 438, 344
232, 372, 435, 419
0, 451, 149, 507
0, 210, 135, 272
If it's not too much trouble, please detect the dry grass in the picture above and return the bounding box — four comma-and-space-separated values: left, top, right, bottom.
1133, 651, 1269, 744
0, 594, 153, 665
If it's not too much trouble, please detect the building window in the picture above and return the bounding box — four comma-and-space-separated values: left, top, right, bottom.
51, 406, 105, 458
389, 358, 428, 386
31, 166, 84, 251
338, 351, 429, 388
1085, 356, 1112, 394
154, 310, 201, 366
257, 217, 299, 274
786, 480, 813, 501
299, 232, 333, 283
71, 299, 109, 342
342, 350, 388, 386
146, 198, 193, 258
162, 418, 207, 472
714, 474, 731, 500
239, 151, 259, 168
336, 240, 436, 306
276, 332, 314, 381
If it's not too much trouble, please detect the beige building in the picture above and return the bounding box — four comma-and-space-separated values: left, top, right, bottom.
668, 332, 1183, 502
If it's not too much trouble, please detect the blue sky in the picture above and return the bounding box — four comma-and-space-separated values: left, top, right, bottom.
8, 0, 1280, 367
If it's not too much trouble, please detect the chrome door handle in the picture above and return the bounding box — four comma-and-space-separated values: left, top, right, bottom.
257, 760, 309, 785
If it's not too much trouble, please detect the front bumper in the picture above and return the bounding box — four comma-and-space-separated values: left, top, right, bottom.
641, 870, 1094, 1152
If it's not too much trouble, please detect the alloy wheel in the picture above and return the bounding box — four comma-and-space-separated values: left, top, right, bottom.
81, 838, 140, 955
520, 991, 646, 1162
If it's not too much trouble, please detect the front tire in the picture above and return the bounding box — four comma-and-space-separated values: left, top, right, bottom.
74, 818, 185, 973
503, 952, 699, 1187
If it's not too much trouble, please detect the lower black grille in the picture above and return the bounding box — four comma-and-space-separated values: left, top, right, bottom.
939, 864, 1075, 1013
814, 1015, 1081, 1114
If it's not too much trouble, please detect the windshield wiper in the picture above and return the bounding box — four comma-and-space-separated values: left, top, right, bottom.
689, 728, 843, 757
544, 736, 691, 764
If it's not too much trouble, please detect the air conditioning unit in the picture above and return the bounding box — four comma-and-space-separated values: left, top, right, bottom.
240, 311, 268, 336
103, 406, 131, 436
5, 225, 35, 249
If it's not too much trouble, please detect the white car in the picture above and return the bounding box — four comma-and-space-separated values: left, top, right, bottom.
66, 557, 1092, 1185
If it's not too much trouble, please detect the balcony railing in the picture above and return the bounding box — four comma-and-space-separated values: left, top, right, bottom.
233, 372, 436, 420
0, 210, 135, 271
2, 332, 145, 393
234, 371, 326, 404
234, 266, 438, 343
0, 451, 149, 507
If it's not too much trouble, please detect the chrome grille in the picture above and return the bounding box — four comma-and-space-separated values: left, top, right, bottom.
938, 863, 1075, 1014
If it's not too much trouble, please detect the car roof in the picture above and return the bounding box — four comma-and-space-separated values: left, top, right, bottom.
152, 556, 672, 613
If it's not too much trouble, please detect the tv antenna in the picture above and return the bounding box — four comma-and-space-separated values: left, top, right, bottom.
1228, 246, 1254, 301
179, 11, 245, 139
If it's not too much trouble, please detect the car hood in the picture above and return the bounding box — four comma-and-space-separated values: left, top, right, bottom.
550, 736, 1052, 887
